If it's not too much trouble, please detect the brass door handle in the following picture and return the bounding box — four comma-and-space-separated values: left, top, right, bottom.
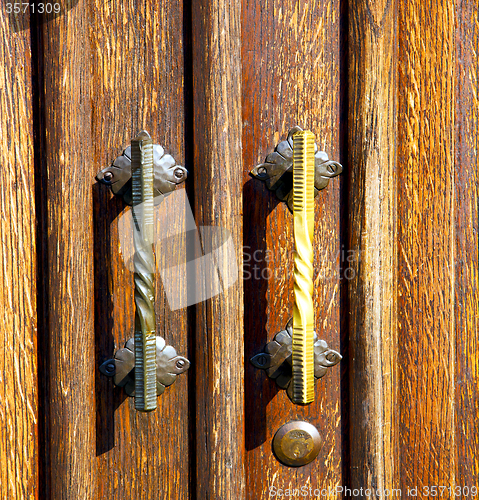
291, 130, 315, 405
98, 131, 190, 412
250, 127, 342, 406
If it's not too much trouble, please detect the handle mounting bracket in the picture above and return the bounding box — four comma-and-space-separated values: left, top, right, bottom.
250, 318, 341, 403
250, 126, 342, 212
100, 337, 190, 397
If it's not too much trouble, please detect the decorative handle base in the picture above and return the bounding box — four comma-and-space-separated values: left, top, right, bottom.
250, 126, 342, 212
250, 318, 341, 403
100, 337, 190, 397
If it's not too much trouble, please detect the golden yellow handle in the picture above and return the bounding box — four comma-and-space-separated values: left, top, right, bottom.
292, 130, 315, 405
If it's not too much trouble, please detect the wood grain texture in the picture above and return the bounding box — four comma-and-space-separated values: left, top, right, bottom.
192, 0, 245, 497
348, 0, 398, 496
4, 0, 479, 497
455, 0, 479, 487
90, 0, 190, 497
242, 0, 342, 497
40, 2, 97, 498
0, 9, 38, 500
397, 0, 456, 491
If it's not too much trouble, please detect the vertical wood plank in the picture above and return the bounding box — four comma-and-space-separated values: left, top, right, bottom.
0, 10, 38, 500
242, 0, 342, 497
397, 0, 456, 490
455, 0, 479, 487
40, 3, 97, 497
90, 0, 190, 497
348, 0, 398, 496
192, 0, 245, 497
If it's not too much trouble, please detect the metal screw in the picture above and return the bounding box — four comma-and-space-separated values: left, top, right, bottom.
176, 359, 186, 369
105, 361, 116, 374
327, 164, 335, 174
257, 166, 267, 175
257, 355, 267, 366
174, 167, 184, 180
103, 171, 113, 181
326, 352, 336, 362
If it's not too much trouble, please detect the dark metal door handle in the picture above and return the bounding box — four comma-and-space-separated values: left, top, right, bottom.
98, 131, 190, 412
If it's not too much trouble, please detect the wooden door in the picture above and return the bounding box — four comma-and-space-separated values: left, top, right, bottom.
1, 0, 478, 498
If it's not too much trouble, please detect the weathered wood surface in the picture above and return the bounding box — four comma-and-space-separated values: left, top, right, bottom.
192, 0, 245, 498
347, 0, 398, 496
38, 0, 191, 495
242, 0, 342, 497
397, 0, 456, 492
90, 0, 190, 497
39, 2, 97, 498
349, 0, 478, 496
455, 0, 479, 488
4, 0, 479, 497
0, 9, 38, 500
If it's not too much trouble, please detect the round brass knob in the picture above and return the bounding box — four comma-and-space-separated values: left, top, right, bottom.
272, 421, 322, 467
